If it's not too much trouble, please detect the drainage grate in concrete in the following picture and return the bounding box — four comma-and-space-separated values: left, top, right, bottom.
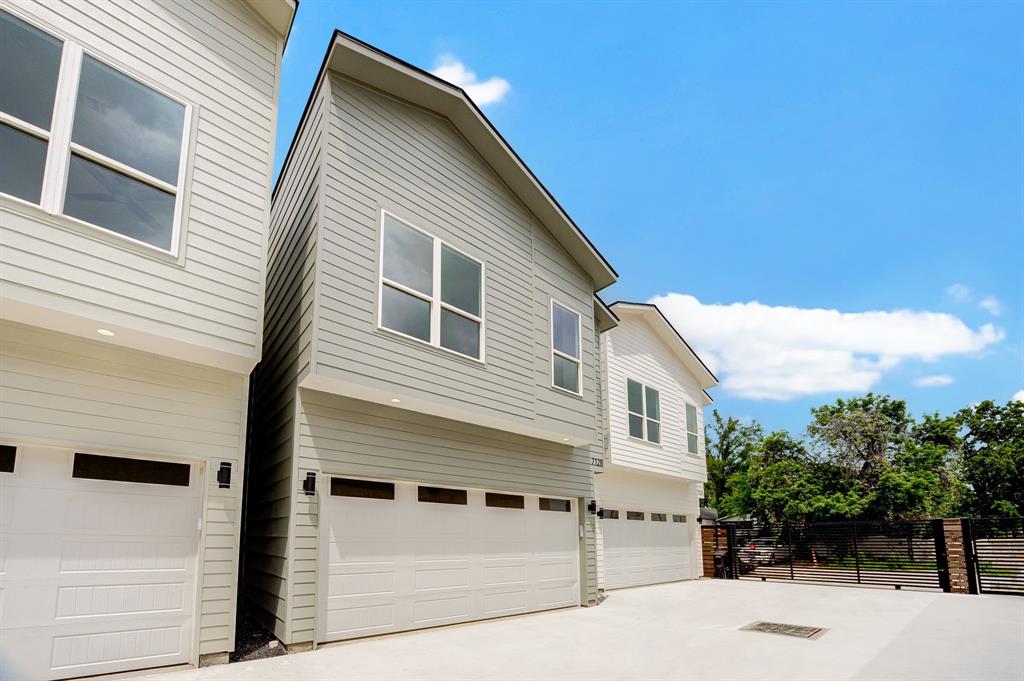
740, 621, 826, 639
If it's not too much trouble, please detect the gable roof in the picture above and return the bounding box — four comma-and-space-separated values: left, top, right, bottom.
610, 301, 718, 390
274, 30, 618, 291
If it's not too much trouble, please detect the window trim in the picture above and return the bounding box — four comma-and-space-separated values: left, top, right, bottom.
549, 298, 583, 397
626, 377, 661, 445
376, 209, 486, 363
685, 402, 700, 456
0, 8, 193, 257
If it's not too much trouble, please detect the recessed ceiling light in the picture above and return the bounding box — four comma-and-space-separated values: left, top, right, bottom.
562, 437, 570, 442
390, 398, 401, 403
97, 329, 115, 336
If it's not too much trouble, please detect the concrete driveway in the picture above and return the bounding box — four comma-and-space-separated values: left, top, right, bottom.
137, 580, 1023, 681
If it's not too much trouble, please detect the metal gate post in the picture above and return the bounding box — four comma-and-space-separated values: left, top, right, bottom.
725, 524, 736, 579
932, 518, 951, 593
852, 523, 862, 584
961, 518, 979, 595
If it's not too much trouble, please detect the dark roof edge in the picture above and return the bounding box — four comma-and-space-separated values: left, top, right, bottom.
272, 29, 618, 289
610, 301, 719, 384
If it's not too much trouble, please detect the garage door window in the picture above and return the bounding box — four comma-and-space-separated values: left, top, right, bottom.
0, 444, 15, 473
627, 511, 645, 521
331, 477, 395, 500
418, 486, 468, 505
539, 497, 571, 512
72, 452, 189, 486
601, 509, 619, 519
673, 515, 687, 523
651, 513, 667, 522
486, 492, 525, 509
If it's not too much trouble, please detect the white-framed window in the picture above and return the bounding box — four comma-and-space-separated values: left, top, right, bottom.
550, 299, 582, 395
626, 378, 660, 444
377, 210, 485, 361
685, 403, 699, 455
0, 8, 191, 254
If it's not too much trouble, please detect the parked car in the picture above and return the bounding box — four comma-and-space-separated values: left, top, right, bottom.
738, 538, 792, 565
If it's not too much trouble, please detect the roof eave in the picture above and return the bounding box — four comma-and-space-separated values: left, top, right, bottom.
323, 31, 618, 291
244, 0, 297, 46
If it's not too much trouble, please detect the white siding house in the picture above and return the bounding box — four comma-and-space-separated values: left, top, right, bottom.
0, 1, 294, 677
596, 302, 717, 590
243, 31, 618, 650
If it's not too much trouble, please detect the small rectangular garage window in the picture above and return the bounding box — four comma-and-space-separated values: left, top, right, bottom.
418, 486, 467, 505
331, 477, 395, 500
73, 452, 189, 486
601, 509, 619, 519
651, 513, 667, 522
673, 514, 687, 523
539, 497, 571, 512
0, 444, 15, 473
627, 511, 645, 521
486, 492, 525, 509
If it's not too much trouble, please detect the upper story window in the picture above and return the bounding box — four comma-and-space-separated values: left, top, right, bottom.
0, 9, 189, 254
627, 378, 660, 444
685, 403, 699, 455
550, 300, 581, 395
379, 211, 484, 361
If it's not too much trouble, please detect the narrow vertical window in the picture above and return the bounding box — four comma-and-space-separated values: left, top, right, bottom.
551, 300, 581, 395
379, 211, 484, 360
626, 379, 660, 444
685, 403, 699, 454
0, 10, 62, 204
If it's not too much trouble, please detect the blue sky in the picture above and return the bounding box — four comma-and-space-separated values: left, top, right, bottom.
274, 1, 1022, 435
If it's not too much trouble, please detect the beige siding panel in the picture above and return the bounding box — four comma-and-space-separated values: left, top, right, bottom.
0, 322, 247, 656
314, 75, 598, 441
243, 82, 325, 642
605, 316, 708, 480
0, 0, 277, 363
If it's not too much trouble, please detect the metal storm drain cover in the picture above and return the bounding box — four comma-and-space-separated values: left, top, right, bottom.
740, 621, 826, 639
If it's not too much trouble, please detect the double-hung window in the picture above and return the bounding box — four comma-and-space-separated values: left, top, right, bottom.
627, 379, 660, 444
550, 300, 582, 395
685, 403, 699, 455
379, 211, 484, 360
0, 9, 189, 253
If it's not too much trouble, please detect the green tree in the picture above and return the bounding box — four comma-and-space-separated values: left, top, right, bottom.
957, 400, 1024, 517
703, 410, 762, 512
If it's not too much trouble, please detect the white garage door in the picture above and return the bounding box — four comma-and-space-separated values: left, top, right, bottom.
0, 445, 201, 681
319, 479, 579, 642
601, 509, 691, 589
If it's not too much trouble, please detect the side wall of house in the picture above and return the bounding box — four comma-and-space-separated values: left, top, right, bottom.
0, 321, 247, 656
242, 80, 326, 642
604, 316, 708, 480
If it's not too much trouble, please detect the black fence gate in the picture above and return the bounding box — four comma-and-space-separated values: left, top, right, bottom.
720, 519, 945, 591
966, 517, 1024, 596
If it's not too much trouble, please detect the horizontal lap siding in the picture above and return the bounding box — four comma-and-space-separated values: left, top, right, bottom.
243, 83, 325, 642
0, 322, 246, 655
605, 317, 707, 480
0, 0, 276, 361
317, 75, 597, 438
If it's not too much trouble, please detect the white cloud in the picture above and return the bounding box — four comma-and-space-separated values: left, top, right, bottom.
913, 375, 954, 388
978, 296, 1003, 316
649, 293, 1004, 401
431, 55, 510, 106
1013, 390, 1024, 403
946, 283, 973, 303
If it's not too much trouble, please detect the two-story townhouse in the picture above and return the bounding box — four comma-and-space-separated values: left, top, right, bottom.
596, 302, 717, 590
243, 31, 618, 650
0, 1, 294, 677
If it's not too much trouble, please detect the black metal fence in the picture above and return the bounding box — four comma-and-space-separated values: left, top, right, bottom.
967, 517, 1024, 596
720, 519, 945, 591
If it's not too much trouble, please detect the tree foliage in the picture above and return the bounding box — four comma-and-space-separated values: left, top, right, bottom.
703, 393, 1022, 523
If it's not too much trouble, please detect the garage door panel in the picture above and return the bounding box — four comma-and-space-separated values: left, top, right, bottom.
601, 511, 691, 589
321, 480, 578, 642
0, 446, 200, 680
